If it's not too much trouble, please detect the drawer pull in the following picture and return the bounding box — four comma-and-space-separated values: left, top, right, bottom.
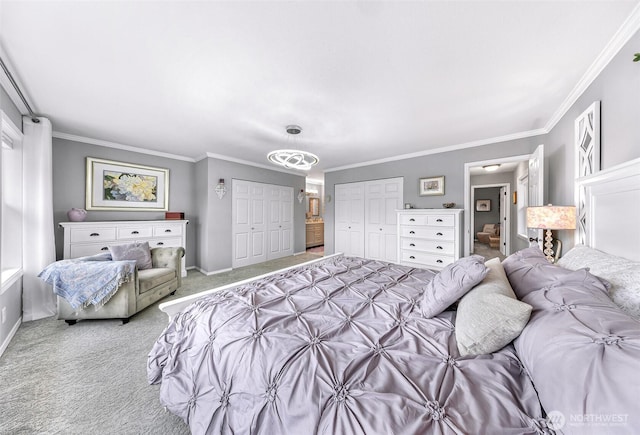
436, 259, 443, 264
157, 242, 164, 246
90, 233, 100, 237
436, 219, 443, 222
164, 229, 172, 233
409, 243, 415, 247
409, 256, 415, 260
436, 232, 443, 236
409, 218, 415, 222
131, 230, 139, 234
101, 247, 109, 251
436, 246, 443, 250
409, 231, 415, 234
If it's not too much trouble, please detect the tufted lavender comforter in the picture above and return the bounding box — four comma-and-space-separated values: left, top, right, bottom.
148, 255, 546, 434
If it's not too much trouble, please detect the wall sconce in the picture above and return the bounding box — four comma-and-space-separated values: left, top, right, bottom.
297, 189, 305, 203
215, 178, 227, 199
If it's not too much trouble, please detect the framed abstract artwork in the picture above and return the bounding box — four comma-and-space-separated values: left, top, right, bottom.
476, 199, 491, 212
418, 176, 445, 196
85, 157, 169, 211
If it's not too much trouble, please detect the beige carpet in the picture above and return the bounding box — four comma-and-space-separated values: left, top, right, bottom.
472, 242, 506, 261
0, 252, 322, 435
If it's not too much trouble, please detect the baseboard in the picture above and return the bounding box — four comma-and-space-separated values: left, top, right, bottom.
0, 316, 21, 358
195, 267, 233, 276
293, 251, 307, 256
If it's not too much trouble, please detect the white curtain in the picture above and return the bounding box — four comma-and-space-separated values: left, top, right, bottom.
22, 116, 56, 321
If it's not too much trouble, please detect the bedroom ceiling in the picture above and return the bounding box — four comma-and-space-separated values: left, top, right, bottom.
1, 1, 638, 179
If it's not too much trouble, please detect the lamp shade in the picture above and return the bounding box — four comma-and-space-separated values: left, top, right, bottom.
526, 205, 576, 230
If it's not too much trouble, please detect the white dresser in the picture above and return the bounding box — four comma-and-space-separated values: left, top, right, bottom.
397, 209, 462, 270
59, 220, 188, 277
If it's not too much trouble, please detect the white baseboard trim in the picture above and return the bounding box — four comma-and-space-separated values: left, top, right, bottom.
293, 251, 307, 256
0, 316, 22, 358
195, 267, 233, 276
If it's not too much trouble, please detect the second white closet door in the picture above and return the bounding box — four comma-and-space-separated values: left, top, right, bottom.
365, 178, 403, 263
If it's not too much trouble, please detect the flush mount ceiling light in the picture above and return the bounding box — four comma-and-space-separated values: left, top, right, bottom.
267, 125, 319, 171
483, 164, 501, 172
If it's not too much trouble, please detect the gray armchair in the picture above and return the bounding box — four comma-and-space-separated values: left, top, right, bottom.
57, 247, 185, 325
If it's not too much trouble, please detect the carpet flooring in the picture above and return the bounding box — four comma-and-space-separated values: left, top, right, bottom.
0, 252, 322, 435
472, 242, 506, 262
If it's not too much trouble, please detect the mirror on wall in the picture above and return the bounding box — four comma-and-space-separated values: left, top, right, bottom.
309, 197, 319, 216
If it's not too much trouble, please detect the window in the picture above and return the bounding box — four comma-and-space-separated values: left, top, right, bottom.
517, 174, 528, 238
1, 111, 23, 290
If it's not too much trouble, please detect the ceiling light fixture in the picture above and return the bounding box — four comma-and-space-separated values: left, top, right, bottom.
483, 164, 501, 172
267, 125, 319, 171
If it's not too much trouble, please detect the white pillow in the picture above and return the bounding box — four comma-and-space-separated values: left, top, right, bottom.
558, 244, 640, 320
455, 258, 532, 356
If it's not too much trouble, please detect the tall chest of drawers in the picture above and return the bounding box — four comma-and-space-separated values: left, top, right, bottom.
397, 209, 462, 270
59, 220, 188, 277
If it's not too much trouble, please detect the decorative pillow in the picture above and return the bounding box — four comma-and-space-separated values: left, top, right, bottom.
558, 244, 640, 320
455, 258, 532, 356
420, 255, 488, 318
502, 247, 640, 431
109, 242, 153, 270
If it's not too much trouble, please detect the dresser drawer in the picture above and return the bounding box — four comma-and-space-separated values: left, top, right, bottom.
146, 237, 183, 249
153, 224, 183, 237
118, 226, 153, 239
401, 239, 454, 255
70, 227, 117, 243
401, 251, 455, 269
70, 243, 113, 258
400, 226, 455, 240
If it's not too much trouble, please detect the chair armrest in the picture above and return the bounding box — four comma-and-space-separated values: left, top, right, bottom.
150, 247, 185, 286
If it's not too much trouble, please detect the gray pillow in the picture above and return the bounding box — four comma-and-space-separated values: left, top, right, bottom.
421, 255, 488, 318
455, 258, 532, 356
109, 242, 153, 270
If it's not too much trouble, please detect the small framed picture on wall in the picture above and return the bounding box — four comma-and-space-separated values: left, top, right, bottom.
418, 176, 445, 196
475, 199, 491, 212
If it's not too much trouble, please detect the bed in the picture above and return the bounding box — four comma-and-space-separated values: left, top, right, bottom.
148, 158, 640, 435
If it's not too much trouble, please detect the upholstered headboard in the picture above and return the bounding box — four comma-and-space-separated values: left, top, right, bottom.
576, 157, 640, 261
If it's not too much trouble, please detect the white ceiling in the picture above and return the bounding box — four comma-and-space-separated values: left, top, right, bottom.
1, 1, 638, 180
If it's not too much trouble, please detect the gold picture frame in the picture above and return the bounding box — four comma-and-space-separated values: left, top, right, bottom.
86, 157, 169, 211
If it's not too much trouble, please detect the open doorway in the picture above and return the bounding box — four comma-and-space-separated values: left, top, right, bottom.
463, 145, 545, 258
471, 184, 509, 261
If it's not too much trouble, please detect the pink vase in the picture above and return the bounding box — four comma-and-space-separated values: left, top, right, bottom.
67, 208, 87, 222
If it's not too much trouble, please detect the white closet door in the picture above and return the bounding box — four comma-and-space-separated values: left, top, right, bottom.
335, 182, 365, 257
267, 185, 293, 260
365, 177, 403, 262
232, 180, 267, 268
279, 186, 294, 257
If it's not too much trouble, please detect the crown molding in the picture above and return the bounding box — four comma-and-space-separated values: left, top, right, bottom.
52, 131, 196, 162
324, 128, 546, 173
545, 2, 640, 132
201, 152, 307, 177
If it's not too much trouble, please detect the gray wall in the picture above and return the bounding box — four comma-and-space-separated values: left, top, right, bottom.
1, 85, 22, 129
324, 136, 540, 255
52, 138, 198, 267
198, 156, 306, 273
473, 186, 501, 235
545, 29, 640, 251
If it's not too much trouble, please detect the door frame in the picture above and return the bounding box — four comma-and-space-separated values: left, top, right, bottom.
463, 154, 530, 257
471, 183, 510, 255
